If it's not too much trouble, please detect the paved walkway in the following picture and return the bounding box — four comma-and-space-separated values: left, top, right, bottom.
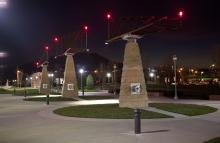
0, 94, 220, 143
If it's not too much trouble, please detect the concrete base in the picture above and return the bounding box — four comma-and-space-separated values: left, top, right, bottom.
119, 40, 148, 108
62, 53, 78, 97
39, 64, 50, 94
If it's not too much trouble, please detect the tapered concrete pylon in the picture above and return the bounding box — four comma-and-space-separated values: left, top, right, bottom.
39, 64, 50, 94
119, 35, 148, 108
62, 53, 78, 97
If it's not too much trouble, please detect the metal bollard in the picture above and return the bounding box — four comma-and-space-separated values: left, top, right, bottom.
46, 94, 49, 105
13, 88, 16, 96
134, 108, 141, 134
24, 90, 27, 98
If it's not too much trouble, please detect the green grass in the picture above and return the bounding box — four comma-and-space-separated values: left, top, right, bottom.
0, 88, 40, 95
0, 88, 12, 94
204, 137, 220, 143
54, 104, 172, 119
0, 87, 61, 96
24, 96, 77, 102
149, 103, 217, 116
79, 96, 117, 100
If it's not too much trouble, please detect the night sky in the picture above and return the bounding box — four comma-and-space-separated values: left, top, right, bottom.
0, 0, 220, 70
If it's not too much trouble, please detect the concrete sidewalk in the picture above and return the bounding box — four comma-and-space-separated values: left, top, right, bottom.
0, 94, 220, 143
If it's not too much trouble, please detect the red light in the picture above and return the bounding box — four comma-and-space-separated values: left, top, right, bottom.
44, 46, 49, 51
84, 25, 88, 31
54, 37, 59, 42
178, 11, 183, 17
106, 13, 111, 20
36, 62, 39, 66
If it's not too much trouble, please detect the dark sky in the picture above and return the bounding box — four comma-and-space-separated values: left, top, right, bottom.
0, 0, 220, 69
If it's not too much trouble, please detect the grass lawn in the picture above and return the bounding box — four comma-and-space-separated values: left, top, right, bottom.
54, 104, 172, 119
24, 96, 77, 102
149, 103, 217, 116
0, 88, 12, 94
0, 87, 61, 96
0, 88, 40, 95
79, 96, 117, 100
204, 137, 220, 143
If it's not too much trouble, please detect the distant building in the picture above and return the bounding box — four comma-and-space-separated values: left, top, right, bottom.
30, 72, 41, 88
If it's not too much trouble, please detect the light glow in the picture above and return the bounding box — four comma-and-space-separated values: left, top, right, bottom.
178, 10, 183, 17
0, 0, 7, 8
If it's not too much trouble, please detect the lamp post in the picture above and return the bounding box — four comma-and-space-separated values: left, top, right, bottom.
79, 68, 84, 96
30, 77, 33, 87
48, 73, 54, 92
113, 64, 117, 94
173, 55, 178, 100
106, 72, 111, 83
201, 71, 204, 82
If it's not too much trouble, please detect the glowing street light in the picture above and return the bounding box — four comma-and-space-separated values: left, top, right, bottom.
0, 0, 7, 8
106, 72, 111, 83
149, 72, 155, 78
201, 71, 204, 81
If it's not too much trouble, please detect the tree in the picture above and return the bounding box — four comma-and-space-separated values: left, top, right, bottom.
86, 74, 94, 90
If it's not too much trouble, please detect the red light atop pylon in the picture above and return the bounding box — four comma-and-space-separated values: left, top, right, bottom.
44, 46, 49, 51
53, 37, 59, 43
106, 13, 112, 20
84, 25, 88, 31
178, 10, 183, 18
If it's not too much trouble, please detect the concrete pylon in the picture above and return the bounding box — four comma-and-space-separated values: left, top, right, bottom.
39, 64, 50, 94
62, 53, 78, 97
16, 70, 23, 88
119, 35, 148, 108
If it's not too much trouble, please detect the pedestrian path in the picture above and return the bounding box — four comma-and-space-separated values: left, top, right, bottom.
144, 107, 188, 118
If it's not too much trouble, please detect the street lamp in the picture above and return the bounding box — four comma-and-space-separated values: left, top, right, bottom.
79, 68, 84, 96
201, 71, 204, 81
0, 0, 7, 8
30, 77, 33, 87
48, 73, 54, 90
106, 72, 111, 83
173, 55, 178, 100
149, 72, 155, 82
